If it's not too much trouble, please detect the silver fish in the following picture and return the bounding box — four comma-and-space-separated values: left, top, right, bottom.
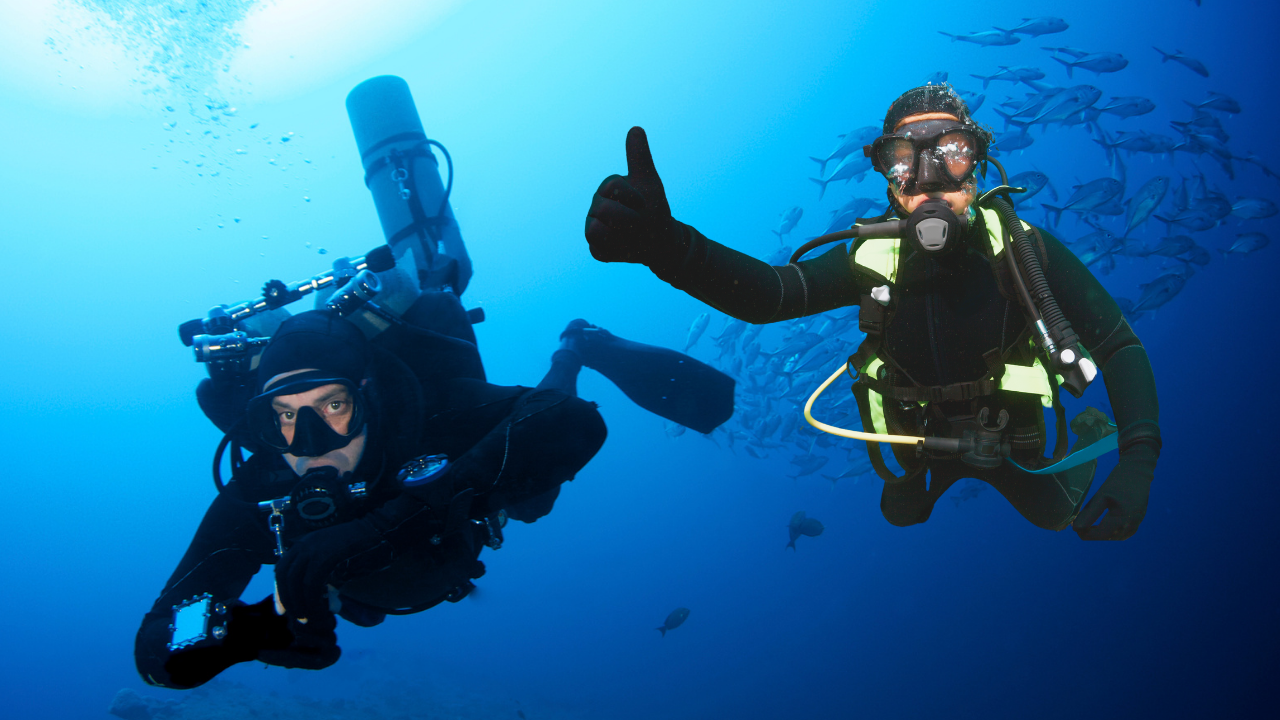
1053, 52, 1128, 78
969, 65, 1045, 89
1186, 92, 1241, 115
773, 207, 804, 240
1009, 17, 1068, 36
938, 29, 1020, 46
1153, 47, 1209, 78
1098, 96, 1156, 118
1133, 273, 1187, 313
1124, 176, 1170, 237
1223, 232, 1270, 256
1231, 198, 1277, 220
685, 313, 710, 352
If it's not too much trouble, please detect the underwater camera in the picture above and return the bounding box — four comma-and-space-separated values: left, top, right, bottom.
177, 247, 394, 378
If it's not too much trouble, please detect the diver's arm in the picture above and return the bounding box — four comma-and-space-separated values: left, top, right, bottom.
653, 228, 861, 322
585, 126, 859, 322
275, 384, 607, 620
1039, 228, 1161, 540
134, 488, 273, 688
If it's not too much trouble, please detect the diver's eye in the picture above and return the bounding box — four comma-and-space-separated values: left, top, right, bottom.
279, 410, 296, 423
327, 400, 346, 413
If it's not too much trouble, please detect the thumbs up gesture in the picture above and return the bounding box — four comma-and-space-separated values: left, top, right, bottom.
585, 127, 685, 266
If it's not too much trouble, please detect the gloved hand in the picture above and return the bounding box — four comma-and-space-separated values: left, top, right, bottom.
275, 517, 395, 628
163, 595, 293, 688
585, 126, 689, 267
1072, 444, 1156, 541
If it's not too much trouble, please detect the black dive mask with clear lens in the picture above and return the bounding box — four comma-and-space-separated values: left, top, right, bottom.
865, 119, 987, 195
246, 373, 366, 457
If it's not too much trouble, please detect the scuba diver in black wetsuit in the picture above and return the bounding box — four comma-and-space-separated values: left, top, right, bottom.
136, 261, 733, 690
585, 85, 1161, 541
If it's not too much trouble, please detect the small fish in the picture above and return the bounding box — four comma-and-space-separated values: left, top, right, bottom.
1069, 226, 1120, 252
787, 511, 826, 550
964, 92, 986, 114
664, 421, 686, 438
656, 607, 690, 637
788, 454, 829, 478
809, 126, 880, 177
771, 332, 824, 359
824, 197, 880, 233
1043, 177, 1124, 225
1010, 17, 1068, 36
685, 313, 710, 352
1041, 46, 1090, 59
1231, 197, 1278, 220
1186, 91, 1241, 115
1184, 245, 1212, 267
1153, 47, 1209, 78
773, 207, 803, 240
1222, 232, 1270, 256
744, 444, 768, 460
924, 71, 949, 84
1052, 52, 1128, 78
1154, 209, 1218, 233
1133, 273, 1187, 313
1098, 96, 1156, 118
1115, 297, 1145, 322
809, 153, 873, 200
1008, 170, 1057, 203
994, 127, 1034, 151
938, 29, 1020, 46
1124, 176, 1170, 237
1030, 85, 1102, 124
1145, 235, 1197, 257
969, 66, 1045, 89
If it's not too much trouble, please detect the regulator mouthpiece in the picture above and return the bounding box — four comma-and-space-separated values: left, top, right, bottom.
904, 198, 964, 255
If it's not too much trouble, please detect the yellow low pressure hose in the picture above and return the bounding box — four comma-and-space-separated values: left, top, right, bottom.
803, 362, 926, 447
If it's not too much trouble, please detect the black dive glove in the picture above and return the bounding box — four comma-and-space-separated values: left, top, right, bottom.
585, 126, 691, 272
1072, 443, 1157, 541
274, 516, 394, 631
162, 595, 292, 688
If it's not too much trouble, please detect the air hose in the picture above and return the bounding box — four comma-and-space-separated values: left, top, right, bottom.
983, 159, 1095, 397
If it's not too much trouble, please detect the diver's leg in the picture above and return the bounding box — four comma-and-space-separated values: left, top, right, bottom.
535, 322, 587, 396
559, 319, 734, 433
880, 461, 964, 527
987, 409, 1112, 531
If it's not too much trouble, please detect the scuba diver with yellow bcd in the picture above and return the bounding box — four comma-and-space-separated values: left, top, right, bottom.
585, 84, 1160, 540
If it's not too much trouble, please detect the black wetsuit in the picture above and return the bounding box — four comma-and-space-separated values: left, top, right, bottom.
135, 317, 606, 688
646, 211, 1160, 530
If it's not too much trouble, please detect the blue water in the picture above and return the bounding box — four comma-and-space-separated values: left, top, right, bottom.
2, 0, 1277, 717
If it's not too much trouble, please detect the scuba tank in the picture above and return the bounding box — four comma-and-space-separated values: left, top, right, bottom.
346, 75, 472, 296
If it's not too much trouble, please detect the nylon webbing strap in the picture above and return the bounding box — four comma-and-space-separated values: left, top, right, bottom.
853, 383, 923, 484
1009, 424, 1118, 475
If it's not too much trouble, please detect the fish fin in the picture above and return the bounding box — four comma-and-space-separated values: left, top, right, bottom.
1052, 55, 1074, 79
938, 31, 958, 41
808, 177, 828, 200
969, 73, 992, 90
807, 155, 828, 177
787, 539, 797, 550
1153, 46, 1171, 62
1042, 203, 1066, 227
657, 626, 667, 637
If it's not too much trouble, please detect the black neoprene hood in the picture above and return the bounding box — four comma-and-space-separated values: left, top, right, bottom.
257, 310, 372, 392
882, 84, 979, 133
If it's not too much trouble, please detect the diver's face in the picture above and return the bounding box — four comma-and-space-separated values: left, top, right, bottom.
889, 112, 977, 217
270, 381, 367, 476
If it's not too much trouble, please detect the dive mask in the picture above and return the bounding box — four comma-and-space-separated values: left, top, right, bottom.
865, 119, 987, 195
246, 371, 367, 457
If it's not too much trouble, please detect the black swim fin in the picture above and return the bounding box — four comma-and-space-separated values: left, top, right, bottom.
564, 320, 734, 434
